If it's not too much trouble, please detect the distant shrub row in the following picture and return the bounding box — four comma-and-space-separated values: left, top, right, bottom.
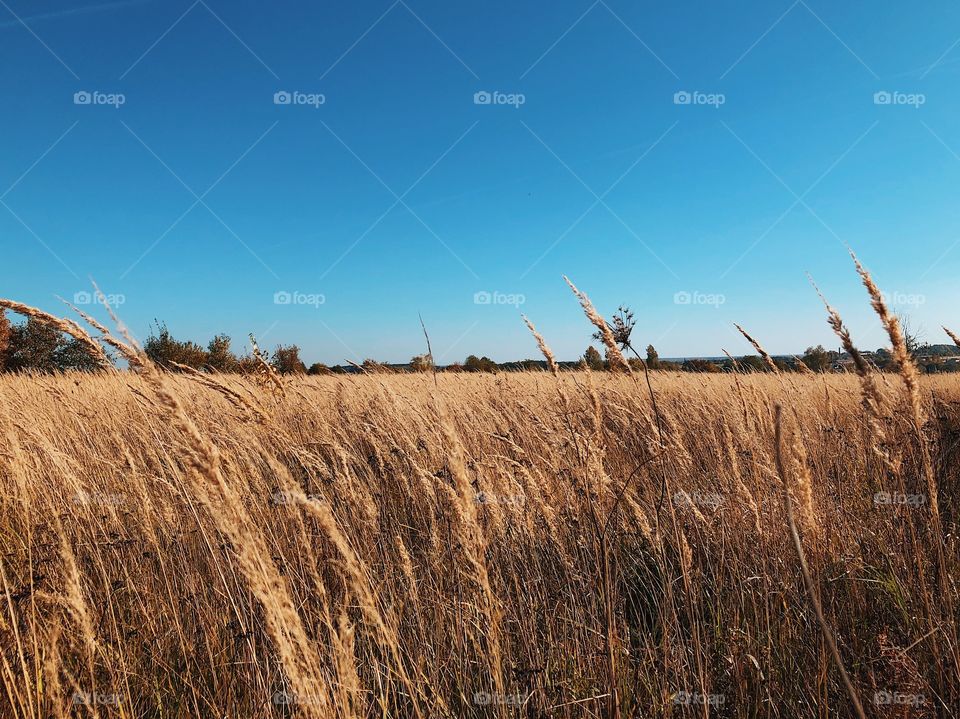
2, 310, 958, 375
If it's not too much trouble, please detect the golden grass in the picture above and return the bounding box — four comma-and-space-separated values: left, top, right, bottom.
0, 366, 957, 717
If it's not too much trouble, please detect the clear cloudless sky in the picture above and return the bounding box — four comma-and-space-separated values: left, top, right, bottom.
2, 0, 960, 364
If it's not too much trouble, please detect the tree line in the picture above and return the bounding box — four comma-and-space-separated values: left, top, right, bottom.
1, 307, 957, 375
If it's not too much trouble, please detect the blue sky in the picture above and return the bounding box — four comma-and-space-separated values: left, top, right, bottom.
2, 0, 960, 364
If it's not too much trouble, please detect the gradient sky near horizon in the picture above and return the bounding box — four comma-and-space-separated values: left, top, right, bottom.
2, 0, 960, 364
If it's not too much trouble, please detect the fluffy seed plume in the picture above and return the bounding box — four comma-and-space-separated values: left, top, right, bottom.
851, 251, 938, 522
58, 297, 145, 370
810, 279, 895, 472
944, 326, 960, 348
249, 333, 286, 400
562, 276, 631, 373
734, 323, 779, 373
521, 315, 559, 377
852, 254, 916, 390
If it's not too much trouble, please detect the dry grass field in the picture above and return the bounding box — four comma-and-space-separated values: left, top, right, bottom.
0, 365, 958, 717
0, 262, 958, 717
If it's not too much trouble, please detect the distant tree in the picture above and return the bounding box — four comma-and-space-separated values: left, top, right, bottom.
646, 344, 660, 369
307, 362, 331, 375
445, 362, 464, 373
0, 310, 10, 370
920, 355, 944, 374
272, 345, 306, 374
56, 338, 105, 372
410, 354, 433, 373
361, 358, 390, 373
464, 355, 497, 372
206, 334, 238, 372
682, 358, 721, 373
736, 355, 768, 373
869, 347, 888, 370
583, 345, 604, 371
144, 323, 208, 370
237, 354, 260, 374
896, 312, 923, 358
7, 319, 60, 372
801, 345, 830, 372
5, 318, 102, 373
